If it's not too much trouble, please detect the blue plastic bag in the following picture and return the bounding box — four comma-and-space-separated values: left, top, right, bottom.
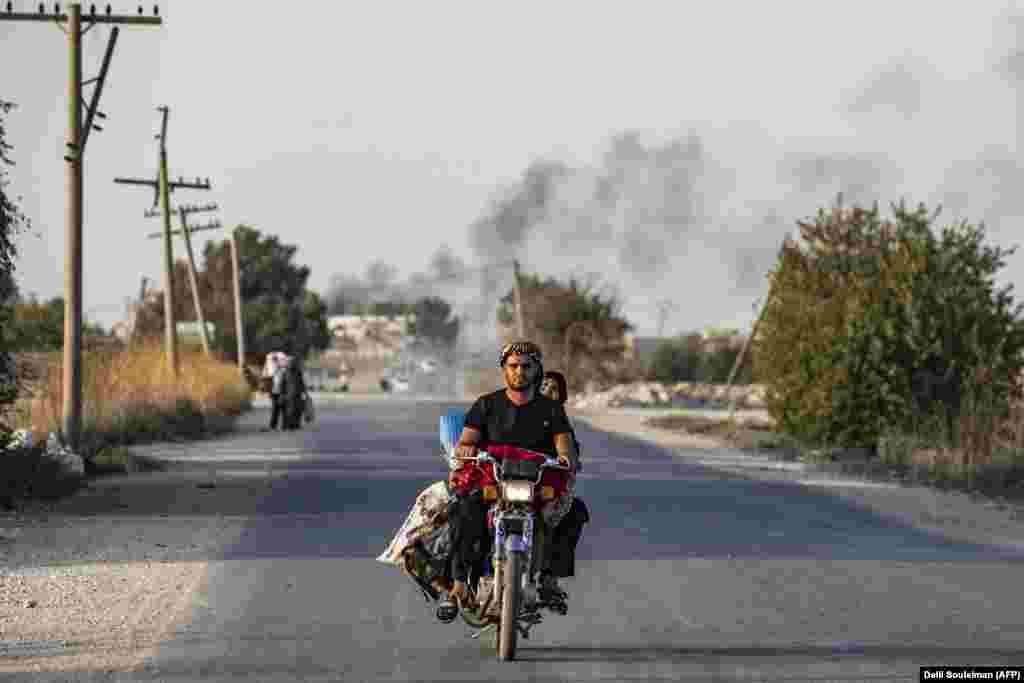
439, 409, 465, 456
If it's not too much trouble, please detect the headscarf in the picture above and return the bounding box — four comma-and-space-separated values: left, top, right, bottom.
498, 341, 543, 368
540, 370, 568, 405
498, 340, 544, 388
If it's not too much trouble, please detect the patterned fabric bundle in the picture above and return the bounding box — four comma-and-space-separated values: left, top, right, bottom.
377, 481, 452, 566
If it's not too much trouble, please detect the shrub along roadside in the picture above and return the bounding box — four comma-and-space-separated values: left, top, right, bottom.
647, 334, 755, 385
645, 401, 1024, 503
753, 200, 1024, 450
1, 346, 251, 506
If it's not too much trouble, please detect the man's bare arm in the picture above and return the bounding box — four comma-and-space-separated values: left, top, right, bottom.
458, 426, 481, 448
554, 432, 576, 469
454, 426, 482, 461
450, 427, 483, 484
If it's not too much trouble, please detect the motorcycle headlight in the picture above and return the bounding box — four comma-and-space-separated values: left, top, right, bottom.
502, 480, 533, 503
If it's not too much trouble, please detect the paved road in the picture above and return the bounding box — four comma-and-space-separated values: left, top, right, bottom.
41, 398, 1024, 680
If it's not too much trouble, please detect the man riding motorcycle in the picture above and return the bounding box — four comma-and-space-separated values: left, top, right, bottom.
440, 340, 577, 622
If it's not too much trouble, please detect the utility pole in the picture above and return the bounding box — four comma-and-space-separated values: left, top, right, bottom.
725, 233, 790, 417
1, 2, 163, 451
129, 275, 148, 346
145, 202, 220, 356
512, 259, 525, 339
229, 228, 247, 381
144, 219, 246, 382
115, 107, 212, 376
655, 299, 678, 337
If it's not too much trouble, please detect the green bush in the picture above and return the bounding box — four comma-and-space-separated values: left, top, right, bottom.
647, 334, 702, 382
116, 413, 167, 443
647, 335, 754, 385
753, 199, 1024, 449
90, 445, 132, 472
699, 345, 753, 384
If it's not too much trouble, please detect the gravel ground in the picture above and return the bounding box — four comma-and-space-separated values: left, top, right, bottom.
0, 474, 251, 675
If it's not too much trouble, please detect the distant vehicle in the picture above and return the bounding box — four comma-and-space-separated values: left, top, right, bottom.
419, 358, 438, 374
380, 372, 410, 393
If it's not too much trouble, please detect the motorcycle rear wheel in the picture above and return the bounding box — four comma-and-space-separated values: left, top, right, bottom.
498, 551, 523, 661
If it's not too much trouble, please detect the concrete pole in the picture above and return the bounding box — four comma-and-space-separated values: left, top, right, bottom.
177, 207, 211, 355
157, 107, 179, 376
62, 3, 83, 450
229, 229, 246, 381
129, 275, 148, 346
512, 259, 525, 339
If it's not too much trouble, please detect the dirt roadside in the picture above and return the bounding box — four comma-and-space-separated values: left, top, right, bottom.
0, 410, 271, 676
0, 496, 251, 676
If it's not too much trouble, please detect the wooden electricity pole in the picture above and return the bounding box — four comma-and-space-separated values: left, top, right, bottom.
655, 299, 678, 338
144, 219, 246, 381
145, 202, 220, 356
115, 106, 212, 376
1, 2, 163, 450
229, 228, 247, 381
512, 258, 525, 339
178, 206, 212, 355
128, 275, 149, 346
725, 234, 790, 417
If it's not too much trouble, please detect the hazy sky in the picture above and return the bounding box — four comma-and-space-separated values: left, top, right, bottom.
3, 0, 1024, 338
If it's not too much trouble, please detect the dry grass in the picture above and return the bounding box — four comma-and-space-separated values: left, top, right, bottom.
7, 342, 251, 450
643, 413, 779, 451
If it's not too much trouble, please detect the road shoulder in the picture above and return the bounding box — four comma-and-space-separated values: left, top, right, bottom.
575, 408, 1024, 555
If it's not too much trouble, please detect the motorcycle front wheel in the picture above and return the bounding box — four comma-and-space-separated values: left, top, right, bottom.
498, 550, 523, 661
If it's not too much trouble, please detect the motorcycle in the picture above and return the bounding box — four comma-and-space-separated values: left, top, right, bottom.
424, 409, 572, 661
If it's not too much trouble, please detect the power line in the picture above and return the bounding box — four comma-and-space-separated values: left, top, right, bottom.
114, 105, 213, 372
0, 2, 163, 451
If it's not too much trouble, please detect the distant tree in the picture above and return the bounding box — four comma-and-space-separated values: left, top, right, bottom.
369, 300, 412, 318
699, 344, 753, 384
6, 296, 106, 352
135, 226, 331, 360
498, 272, 633, 391
326, 284, 363, 316
301, 290, 331, 354
0, 100, 31, 420
407, 296, 460, 347
648, 334, 703, 383
754, 200, 1024, 448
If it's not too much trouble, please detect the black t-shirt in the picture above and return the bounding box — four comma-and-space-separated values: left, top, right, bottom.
464, 389, 572, 458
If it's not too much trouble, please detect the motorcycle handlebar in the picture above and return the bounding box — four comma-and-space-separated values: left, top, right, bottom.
454, 451, 571, 471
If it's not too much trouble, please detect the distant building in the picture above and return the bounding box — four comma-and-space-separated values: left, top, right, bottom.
112, 287, 162, 343
327, 314, 415, 359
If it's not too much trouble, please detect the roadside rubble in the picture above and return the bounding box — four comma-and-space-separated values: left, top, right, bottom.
4, 429, 85, 478
569, 380, 767, 412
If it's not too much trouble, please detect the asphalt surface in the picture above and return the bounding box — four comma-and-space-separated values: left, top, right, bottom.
19, 396, 1024, 681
